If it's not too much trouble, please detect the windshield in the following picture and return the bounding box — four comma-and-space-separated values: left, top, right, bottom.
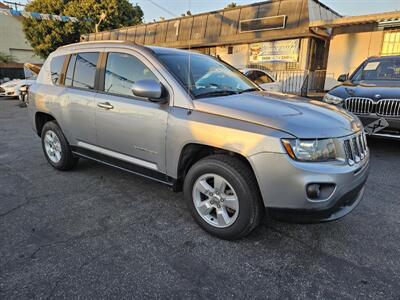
352, 57, 400, 82
155, 52, 259, 99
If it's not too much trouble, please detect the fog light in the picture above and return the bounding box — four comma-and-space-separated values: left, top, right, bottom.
307, 184, 321, 199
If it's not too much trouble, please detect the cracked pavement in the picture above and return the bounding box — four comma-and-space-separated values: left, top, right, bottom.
0, 98, 399, 299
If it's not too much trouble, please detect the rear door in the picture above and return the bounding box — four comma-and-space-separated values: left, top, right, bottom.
62, 52, 100, 145
94, 50, 170, 173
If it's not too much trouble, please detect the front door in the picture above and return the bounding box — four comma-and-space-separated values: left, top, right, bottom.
94, 51, 169, 173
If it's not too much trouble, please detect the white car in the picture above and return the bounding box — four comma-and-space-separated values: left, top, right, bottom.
241, 68, 282, 92
0, 78, 36, 98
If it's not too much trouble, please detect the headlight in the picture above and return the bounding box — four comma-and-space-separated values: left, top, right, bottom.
282, 138, 337, 162
323, 93, 343, 105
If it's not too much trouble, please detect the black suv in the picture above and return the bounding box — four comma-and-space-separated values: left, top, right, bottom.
323, 56, 400, 139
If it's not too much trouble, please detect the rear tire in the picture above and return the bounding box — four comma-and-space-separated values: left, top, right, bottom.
41, 121, 78, 171
183, 154, 263, 240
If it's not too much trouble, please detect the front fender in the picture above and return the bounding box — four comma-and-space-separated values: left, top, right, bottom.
165, 107, 292, 178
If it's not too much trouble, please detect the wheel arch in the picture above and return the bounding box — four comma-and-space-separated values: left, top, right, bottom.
35, 112, 56, 137
174, 143, 260, 194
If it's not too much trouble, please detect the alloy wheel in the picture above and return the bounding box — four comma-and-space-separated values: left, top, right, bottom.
192, 173, 239, 228
44, 130, 62, 163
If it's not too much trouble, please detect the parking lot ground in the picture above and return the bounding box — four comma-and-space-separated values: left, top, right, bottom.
0, 98, 399, 299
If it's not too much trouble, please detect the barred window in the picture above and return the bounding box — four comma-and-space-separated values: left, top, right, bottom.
381, 30, 400, 56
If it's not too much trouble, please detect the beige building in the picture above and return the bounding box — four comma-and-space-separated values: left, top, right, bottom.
0, 2, 42, 64
82, 1, 400, 94
82, 0, 341, 95
311, 11, 400, 90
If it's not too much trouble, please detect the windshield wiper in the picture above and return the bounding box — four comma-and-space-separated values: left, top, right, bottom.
238, 88, 259, 94
195, 90, 238, 99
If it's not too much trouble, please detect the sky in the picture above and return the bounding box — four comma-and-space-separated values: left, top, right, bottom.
135, 0, 400, 22
11, 0, 400, 22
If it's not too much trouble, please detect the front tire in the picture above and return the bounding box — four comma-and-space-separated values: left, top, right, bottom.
183, 154, 263, 240
41, 121, 78, 171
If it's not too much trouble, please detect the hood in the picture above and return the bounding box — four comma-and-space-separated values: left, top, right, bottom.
194, 91, 361, 139
330, 81, 400, 100
1, 79, 20, 87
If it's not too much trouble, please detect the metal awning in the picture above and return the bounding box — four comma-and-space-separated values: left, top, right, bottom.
310, 11, 400, 29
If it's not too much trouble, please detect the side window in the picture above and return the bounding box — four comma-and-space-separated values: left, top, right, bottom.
72, 53, 99, 89
50, 55, 66, 85
254, 71, 273, 84
104, 52, 158, 97
245, 71, 255, 81
64, 52, 99, 90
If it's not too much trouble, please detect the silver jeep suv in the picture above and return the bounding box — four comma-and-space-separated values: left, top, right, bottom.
28, 41, 369, 239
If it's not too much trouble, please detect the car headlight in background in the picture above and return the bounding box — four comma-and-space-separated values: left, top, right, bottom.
282, 138, 337, 162
323, 93, 343, 105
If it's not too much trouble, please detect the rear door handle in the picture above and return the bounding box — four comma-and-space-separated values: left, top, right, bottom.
97, 102, 114, 110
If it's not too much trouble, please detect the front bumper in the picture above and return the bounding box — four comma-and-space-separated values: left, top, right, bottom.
249, 150, 369, 222
0, 87, 18, 97
269, 179, 366, 223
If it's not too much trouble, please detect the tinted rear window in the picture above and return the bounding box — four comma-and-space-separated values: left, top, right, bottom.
64, 52, 99, 90
50, 55, 66, 84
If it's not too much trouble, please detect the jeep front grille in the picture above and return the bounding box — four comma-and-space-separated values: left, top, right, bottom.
343, 131, 368, 166
376, 99, 400, 117
344, 97, 373, 114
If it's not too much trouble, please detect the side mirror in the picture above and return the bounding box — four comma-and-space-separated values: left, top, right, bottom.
131, 79, 166, 103
337, 73, 349, 82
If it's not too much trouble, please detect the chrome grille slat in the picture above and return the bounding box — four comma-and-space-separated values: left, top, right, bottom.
345, 97, 400, 117
358, 135, 364, 159
343, 140, 354, 165
342, 132, 368, 166
390, 101, 394, 116
377, 99, 400, 117
344, 97, 373, 114
352, 137, 360, 162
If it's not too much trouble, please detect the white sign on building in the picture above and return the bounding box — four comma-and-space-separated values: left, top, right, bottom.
249, 39, 300, 63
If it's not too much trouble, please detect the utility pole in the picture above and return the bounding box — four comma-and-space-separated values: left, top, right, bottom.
95, 12, 107, 33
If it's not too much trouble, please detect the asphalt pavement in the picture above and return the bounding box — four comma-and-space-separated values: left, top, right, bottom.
0, 98, 399, 299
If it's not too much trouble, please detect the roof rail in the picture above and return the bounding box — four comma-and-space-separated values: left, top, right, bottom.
59, 39, 140, 49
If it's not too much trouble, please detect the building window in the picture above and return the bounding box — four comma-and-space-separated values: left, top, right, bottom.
381, 30, 400, 56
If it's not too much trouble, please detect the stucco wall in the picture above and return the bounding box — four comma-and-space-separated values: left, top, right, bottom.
325, 30, 384, 90
216, 44, 249, 69
0, 15, 43, 64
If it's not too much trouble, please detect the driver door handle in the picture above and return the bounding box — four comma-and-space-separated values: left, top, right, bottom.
97, 102, 114, 110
